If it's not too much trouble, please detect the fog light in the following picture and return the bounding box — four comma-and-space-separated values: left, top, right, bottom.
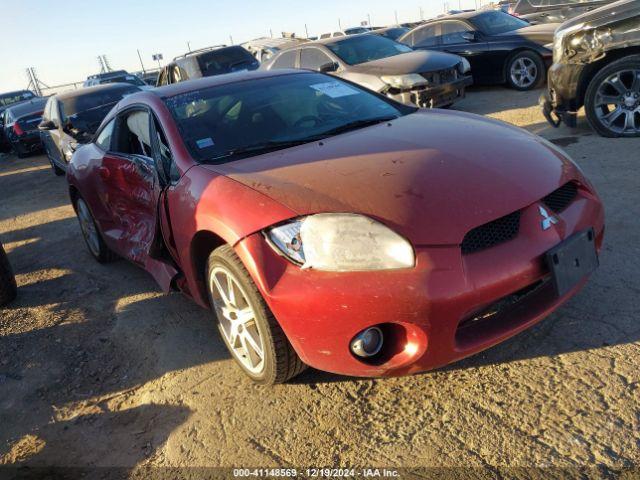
350, 327, 384, 358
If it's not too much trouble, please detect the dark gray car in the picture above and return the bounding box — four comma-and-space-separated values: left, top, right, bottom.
261, 34, 473, 109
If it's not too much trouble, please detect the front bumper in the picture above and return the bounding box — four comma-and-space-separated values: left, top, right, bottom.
235, 183, 605, 377
541, 61, 587, 128
389, 75, 473, 109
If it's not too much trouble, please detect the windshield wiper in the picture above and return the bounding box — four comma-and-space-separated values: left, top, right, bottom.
203, 116, 399, 163
315, 116, 398, 137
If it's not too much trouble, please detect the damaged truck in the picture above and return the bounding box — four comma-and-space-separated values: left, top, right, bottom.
541, 0, 640, 137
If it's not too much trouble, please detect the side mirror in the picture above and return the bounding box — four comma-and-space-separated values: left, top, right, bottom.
461, 31, 477, 42
38, 120, 56, 131
319, 62, 339, 73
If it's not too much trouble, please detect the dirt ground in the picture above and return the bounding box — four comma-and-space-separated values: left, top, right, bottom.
0, 86, 638, 476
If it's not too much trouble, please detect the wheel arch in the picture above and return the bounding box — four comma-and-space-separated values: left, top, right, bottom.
189, 229, 228, 308
577, 49, 640, 109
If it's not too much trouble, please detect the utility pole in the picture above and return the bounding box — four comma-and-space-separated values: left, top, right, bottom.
304, 24, 309, 38
420, 7, 424, 20
367, 13, 371, 26
187, 41, 192, 52
395, 10, 399, 24
137, 49, 146, 73
25, 68, 46, 97
270, 28, 274, 38
229, 35, 234, 45
338, 18, 342, 31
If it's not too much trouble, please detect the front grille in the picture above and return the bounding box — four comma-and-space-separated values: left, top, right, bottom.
421, 68, 458, 85
461, 211, 521, 255
543, 182, 578, 213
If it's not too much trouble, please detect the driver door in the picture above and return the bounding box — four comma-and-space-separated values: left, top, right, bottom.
97, 108, 178, 291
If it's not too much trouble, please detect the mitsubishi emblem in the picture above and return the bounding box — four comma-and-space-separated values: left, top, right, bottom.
539, 206, 558, 231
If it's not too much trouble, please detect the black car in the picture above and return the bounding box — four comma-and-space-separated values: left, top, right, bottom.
156, 46, 259, 86
1, 97, 48, 158
39, 83, 141, 175
399, 10, 557, 90
83, 70, 149, 89
0, 90, 38, 151
510, 0, 617, 24
541, 0, 640, 137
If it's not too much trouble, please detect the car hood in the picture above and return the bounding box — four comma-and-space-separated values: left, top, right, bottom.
203, 110, 580, 246
562, 0, 640, 29
348, 50, 462, 75
492, 23, 559, 44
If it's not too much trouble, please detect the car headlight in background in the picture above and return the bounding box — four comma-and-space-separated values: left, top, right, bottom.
266, 214, 415, 272
459, 58, 471, 74
381, 74, 429, 90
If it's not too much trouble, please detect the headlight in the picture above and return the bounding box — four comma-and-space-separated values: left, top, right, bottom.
62, 144, 75, 161
381, 74, 429, 90
553, 22, 584, 63
266, 214, 415, 272
459, 58, 471, 74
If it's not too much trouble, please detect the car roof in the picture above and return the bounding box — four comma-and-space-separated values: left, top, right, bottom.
55, 83, 141, 101
153, 69, 310, 98
5, 97, 48, 117
423, 10, 488, 23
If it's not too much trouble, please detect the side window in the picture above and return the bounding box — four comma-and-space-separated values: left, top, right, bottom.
441, 22, 472, 45
171, 66, 188, 83
95, 119, 116, 151
157, 68, 169, 86
271, 50, 297, 69
113, 110, 152, 157
153, 117, 178, 182
333, 32, 345, 37
412, 24, 439, 47
300, 48, 333, 70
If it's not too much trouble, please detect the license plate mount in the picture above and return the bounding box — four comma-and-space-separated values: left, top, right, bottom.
545, 228, 598, 297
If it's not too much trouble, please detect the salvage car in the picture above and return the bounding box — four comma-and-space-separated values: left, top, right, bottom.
1, 97, 48, 158
84, 70, 149, 89
541, 0, 640, 137
241, 37, 308, 63
39, 83, 141, 175
156, 46, 259, 86
510, 0, 617, 24
261, 34, 472, 108
66, 70, 604, 384
371, 26, 411, 41
399, 10, 557, 90
0, 240, 17, 306
0, 90, 37, 117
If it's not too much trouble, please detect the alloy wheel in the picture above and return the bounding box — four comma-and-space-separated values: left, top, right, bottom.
594, 69, 640, 135
209, 266, 265, 375
510, 57, 538, 89
77, 199, 100, 257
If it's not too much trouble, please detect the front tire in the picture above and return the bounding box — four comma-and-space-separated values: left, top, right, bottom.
0, 241, 17, 306
75, 197, 115, 263
584, 55, 640, 138
506, 51, 545, 91
206, 245, 306, 384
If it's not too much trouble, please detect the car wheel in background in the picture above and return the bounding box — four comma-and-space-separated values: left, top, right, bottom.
12, 142, 29, 159
75, 197, 115, 263
206, 245, 306, 384
506, 51, 544, 91
585, 55, 640, 138
0, 241, 17, 306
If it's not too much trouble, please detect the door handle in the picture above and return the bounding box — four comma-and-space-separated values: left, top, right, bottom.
98, 166, 110, 180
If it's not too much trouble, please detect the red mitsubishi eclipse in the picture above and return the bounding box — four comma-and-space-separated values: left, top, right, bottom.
66, 70, 604, 384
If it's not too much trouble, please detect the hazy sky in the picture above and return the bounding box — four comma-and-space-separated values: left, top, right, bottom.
1, 0, 481, 92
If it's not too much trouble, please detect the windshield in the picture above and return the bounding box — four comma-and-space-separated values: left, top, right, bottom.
60, 86, 140, 133
198, 47, 259, 76
0, 91, 36, 107
470, 11, 530, 34
165, 72, 413, 163
100, 75, 146, 86
326, 35, 413, 65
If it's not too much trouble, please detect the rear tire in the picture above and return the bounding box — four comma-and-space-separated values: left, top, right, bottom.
506, 51, 545, 91
13, 142, 28, 159
75, 197, 116, 263
206, 245, 306, 384
0, 242, 17, 306
584, 55, 640, 138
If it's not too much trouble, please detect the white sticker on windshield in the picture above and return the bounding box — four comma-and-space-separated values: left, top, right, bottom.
196, 137, 215, 149
310, 82, 360, 98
